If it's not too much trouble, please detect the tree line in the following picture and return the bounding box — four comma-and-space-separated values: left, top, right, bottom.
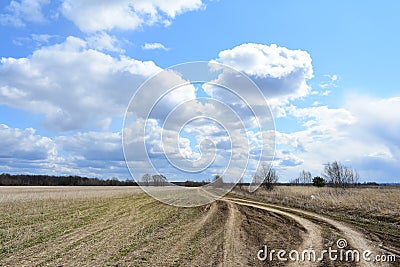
240, 160, 363, 192
0, 173, 138, 186
0, 161, 363, 188
289, 161, 361, 188
140, 174, 168, 186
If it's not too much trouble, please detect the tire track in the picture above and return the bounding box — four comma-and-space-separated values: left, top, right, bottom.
225, 198, 323, 267
222, 201, 247, 266
226, 197, 391, 267
139, 202, 218, 266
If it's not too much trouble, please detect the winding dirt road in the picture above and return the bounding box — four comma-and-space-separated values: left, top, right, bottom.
224, 196, 395, 267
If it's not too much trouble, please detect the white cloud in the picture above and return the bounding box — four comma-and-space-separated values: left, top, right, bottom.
321, 90, 331, 96
12, 34, 61, 48
142, 42, 169, 51
274, 96, 400, 183
61, 0, 204, 32
287, 105, 356, 132
0, 125, 131, 178
0, 36, 161, 131
208, 43, 313, 121
126, 69, 197, 123
31, 33, 56, 44
123, 94, 268, 182
56, 131, 124, 161
346, 96, 400, 160
86, 32, 124, 53
319, 74, 338, 91
0, 124, 56, 160
3, 36, 397, 183
274, 149, 303, 167
312, 101, 320, 106
0, 0, 49, 27
212, 43, 313, 100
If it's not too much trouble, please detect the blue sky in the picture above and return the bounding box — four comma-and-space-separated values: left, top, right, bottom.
0, 0, 399, 183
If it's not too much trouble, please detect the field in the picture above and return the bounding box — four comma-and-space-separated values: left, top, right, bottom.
0, 186, 399, 266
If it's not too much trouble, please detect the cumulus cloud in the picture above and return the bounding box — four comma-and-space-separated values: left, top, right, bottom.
56, 131, 124, 161
124, 89, 272, 182
0, 0, 49, 27
0, 124, 56, 160
0, 124, 131, 178
126, 69, 197, 125
274, 150, 303, 167
0, 36, 161, 131
274, 96, 400, 183
2, 37, 397, 183
287, 105, 356, 133
61, 0, 204, 32
142, 42, 169, 51
212, 43, 313, 102
122, 61, 275, 182
54, 130, 132, 178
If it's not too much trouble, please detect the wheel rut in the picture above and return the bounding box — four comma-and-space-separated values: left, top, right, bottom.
225, 197, 391, 267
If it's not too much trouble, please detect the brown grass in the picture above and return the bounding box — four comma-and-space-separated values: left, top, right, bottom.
0, 186, 306, 266
0, 187, 215, 266
4, 186, 396, 265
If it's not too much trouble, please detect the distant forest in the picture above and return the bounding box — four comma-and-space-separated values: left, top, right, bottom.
0, 173, 208, 187
0, 173, 388, 187
0, 173, 138, 186
0, 173, 234, 187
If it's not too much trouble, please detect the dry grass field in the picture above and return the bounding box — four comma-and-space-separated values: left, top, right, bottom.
0, 186, 307, 266
1, 186, 399, 266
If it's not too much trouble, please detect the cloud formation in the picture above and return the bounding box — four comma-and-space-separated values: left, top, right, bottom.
0, 36, 161, 131
56, 131, 124, 161
213, 43, 313, 101
0, 124, 56, 160
1, 36, 398, 182
61, 0, 204, 32
142, 42, 169, 51
274, 96, 400, 182
0, 123, 130, 177
86, 32, 124, 53
0, 0, 49, 27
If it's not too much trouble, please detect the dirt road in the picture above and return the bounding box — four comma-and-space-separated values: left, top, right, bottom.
224, 197, 396, 267
225, 198, 322, 267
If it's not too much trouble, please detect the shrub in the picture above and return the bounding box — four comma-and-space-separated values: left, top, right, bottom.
312, 176, 326, 187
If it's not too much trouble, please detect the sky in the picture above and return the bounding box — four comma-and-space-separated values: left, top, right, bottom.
0, 0, 399, 183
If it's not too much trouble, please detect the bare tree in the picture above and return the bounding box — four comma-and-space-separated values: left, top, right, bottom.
299, 170, 312, 184
354, 171, 360, 184
323, 161, 360, 188
141, 173, 151, 186
290, 177, 301, 184
254, 162, 278, 191
151, 174, 167, 186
